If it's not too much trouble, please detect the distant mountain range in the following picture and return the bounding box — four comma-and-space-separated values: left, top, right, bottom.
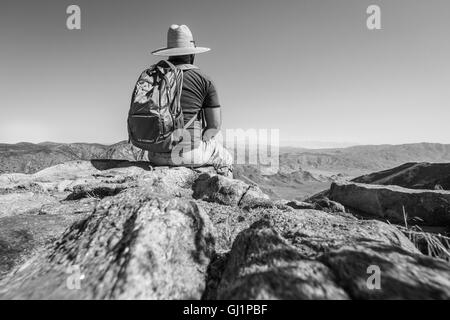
235, 143, 450, 199
0, 142, 108, 174
278, 143, 450, 174
279, 140, 358, 149
1, 141, 450, 200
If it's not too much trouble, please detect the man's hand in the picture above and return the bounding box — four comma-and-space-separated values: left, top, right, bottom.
203, 128, 220, 141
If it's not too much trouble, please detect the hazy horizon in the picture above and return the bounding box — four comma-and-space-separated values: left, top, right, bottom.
1, 0, 449, 145
3, 139, 450, 151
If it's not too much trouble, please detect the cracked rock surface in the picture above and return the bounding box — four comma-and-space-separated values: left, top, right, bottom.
0, 160, 449, 299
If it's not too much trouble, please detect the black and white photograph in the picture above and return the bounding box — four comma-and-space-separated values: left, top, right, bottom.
0, 0, 450, 307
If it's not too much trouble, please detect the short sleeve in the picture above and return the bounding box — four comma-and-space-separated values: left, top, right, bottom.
203, 79, 220, 108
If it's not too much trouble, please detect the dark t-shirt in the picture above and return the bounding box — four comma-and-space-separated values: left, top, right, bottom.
172, 61, 220, 147
179, 66, 220, 124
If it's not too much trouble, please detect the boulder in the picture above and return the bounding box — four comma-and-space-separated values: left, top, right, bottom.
216, 215, 450, 300
284, 198, 354, 219
352, 162, 450, 190
0, 160, 199, 281
329, 181, 450, 226
313, 197, 346, 213
217, 220, 350, 300
251, 207, 420, 256
0, 190, 216, 299
284, 200, 315, 210
192, 173, 270, 208
321, 242, 450, 299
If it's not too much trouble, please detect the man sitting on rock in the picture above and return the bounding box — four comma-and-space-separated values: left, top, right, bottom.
128, 24, 233, 177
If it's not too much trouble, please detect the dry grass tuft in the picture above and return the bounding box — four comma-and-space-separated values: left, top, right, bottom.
392, 207, 450, 262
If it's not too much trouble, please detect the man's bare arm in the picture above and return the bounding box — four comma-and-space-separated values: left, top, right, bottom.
203, 107, 221, 140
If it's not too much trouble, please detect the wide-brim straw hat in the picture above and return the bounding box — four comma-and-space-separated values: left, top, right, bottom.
152, 24, 210, 56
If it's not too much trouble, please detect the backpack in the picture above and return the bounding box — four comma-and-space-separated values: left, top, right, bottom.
127, 60, 197, 152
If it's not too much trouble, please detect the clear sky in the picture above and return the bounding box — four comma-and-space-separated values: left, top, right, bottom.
1, 0, 449, 146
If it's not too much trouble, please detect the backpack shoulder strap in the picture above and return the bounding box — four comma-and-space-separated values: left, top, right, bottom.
158, 59, 177, 70
176, 64, 199, 71
183, 113, 198, 130
157, 61, 199, 129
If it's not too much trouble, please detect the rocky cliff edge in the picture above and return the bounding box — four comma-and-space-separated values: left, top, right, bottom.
0, 160, 449, 299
